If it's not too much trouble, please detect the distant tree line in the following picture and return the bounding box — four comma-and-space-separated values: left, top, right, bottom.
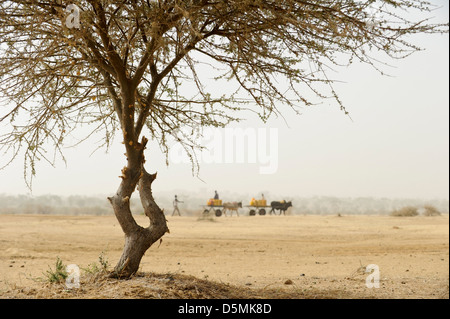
0, 194, 111, 215
290, 196, 449, 216
0, 193, 447, 216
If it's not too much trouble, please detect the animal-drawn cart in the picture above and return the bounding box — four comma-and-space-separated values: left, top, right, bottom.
245, 199, 293, 216
201, 198, 293, 217
202, 200, 243, 217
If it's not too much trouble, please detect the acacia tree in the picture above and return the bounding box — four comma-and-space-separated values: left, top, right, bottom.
0, 0, 447, 278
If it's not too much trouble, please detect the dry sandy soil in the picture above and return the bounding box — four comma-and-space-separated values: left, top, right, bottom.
0, 213, 448, 299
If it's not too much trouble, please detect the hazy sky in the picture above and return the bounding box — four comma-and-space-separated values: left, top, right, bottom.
0, 3, 449, 200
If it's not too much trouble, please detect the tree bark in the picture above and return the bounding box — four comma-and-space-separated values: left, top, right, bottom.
108, 137, 169, 279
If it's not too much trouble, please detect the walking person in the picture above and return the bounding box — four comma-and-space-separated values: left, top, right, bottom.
172, 195, 183, 216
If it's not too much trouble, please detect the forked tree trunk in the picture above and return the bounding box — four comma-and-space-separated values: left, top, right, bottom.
108, 137, 169, 278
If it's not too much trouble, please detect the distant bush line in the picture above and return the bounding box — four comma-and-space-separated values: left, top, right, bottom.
390, 205, 443, 217
0, 194, 114, 216
0, 193, 448, 216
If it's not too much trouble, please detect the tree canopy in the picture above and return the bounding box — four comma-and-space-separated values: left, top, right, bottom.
1, 0, 447, 184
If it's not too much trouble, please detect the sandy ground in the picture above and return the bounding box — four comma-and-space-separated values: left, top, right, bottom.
0, 213, 448, 299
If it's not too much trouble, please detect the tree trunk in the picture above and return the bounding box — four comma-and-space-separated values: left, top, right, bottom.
108, 137, 169, 279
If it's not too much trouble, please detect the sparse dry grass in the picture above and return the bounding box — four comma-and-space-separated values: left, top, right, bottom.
391, 205, 444, 217
390, 206, 419, 217
423, 205, 442, 217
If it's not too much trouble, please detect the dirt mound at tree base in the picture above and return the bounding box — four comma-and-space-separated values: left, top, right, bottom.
2, 272, 374, 299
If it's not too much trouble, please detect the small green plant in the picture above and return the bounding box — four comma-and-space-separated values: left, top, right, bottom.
45, 257, 68, 284
98, 251, 109, 271
83, 251, 109, 275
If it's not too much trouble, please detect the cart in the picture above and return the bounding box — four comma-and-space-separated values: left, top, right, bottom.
202, 199, 224, 217
244, 204, 271, 216
245, 199, 270, 216
202, 204, 225, 217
